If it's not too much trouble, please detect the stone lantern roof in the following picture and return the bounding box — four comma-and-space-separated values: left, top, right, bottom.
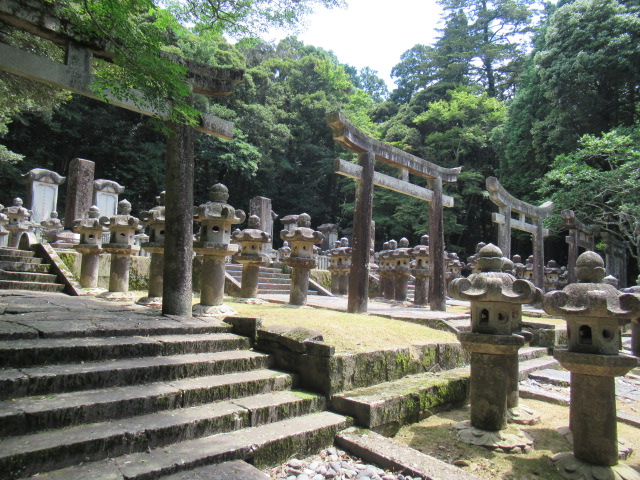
73, 206, 106, 248
195, 184, 244, 223
232, 215, 272, 243
280, 213, 323, 245
450, 244, 539, 304
3, 198, 32, 220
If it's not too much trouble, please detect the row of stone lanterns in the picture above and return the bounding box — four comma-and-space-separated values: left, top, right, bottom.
450, 245, 639, 479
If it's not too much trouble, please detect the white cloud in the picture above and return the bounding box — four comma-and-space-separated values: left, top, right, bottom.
264, 0, 443, 88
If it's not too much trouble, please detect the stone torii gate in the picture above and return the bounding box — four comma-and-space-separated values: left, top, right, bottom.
0, 2, 243, 315
486, 176, 552, 289
327, 112, 460, 313
561, 209, 595, 284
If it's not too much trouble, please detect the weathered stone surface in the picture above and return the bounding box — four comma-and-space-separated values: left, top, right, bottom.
160, 460, 270, 480
336, 428, 482, 480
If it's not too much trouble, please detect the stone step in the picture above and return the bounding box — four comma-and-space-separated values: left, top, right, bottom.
35, 411, 351, 479
0, 315, 232, 341
0, 280, 65, 293
227, 264, 284, 274
1, 390, 327, 477
259, 282, 290, 289
0, 248, 35, 258
0, 270, 58, 284
0, 333, 251, 367
0, 254, 41, 264
159, 460, 270, 480
0, 261, 50, 273
227, 270, 291, 280
0, 350, 273, 399
529, 368, 570, 386
518, 355, 561, 381
0, 369, 296, 436
519, 346, 550, 362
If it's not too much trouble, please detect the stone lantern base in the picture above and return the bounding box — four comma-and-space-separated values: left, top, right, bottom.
235, 297, 266, 305
455, 421, 534, 453
507, 404, 541, 425
136, 296, 163, 306
193, 303, 237, 317
552, 452, 640, 480
98, 291, 136, 301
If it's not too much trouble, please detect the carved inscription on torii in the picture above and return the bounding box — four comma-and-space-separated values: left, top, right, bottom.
486, 176, 552, 289
328, 112, 460, 312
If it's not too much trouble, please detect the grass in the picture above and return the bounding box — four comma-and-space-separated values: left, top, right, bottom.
225, 298, 458, 351
393, 399, 640, 480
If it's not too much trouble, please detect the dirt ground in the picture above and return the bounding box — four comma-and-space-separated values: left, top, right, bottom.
393, 399, 640, 480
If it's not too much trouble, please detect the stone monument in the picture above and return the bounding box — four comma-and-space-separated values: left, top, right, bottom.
73, 206, 106, 291
449, 244, 538, 451
98, 199, 140, 299
93, 179, 126, 218
137, 192, 166, 306
544, 251, 640, 480
280, 213, 323, 306
193, 183, 245, 316
23, 168, 66, 224
318, 223, 340, 252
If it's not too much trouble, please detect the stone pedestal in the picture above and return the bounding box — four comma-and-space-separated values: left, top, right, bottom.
450, 244, 538, 451
98, 200, 140, 300
0, 210, 8, 247
73, 205, 106, 291
544, 251, 640, 480
232, 215, 271, 302
281, 213, 323, 306
138, 192, 166, 306
2, 198, 32, 248
193, 184, 245, 316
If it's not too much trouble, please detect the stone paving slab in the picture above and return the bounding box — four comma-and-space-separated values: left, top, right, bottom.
529, 368, 570, 386
336, 427, 482, 480
160, 460, 270, 479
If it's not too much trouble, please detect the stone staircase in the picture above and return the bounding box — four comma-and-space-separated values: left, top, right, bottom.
0, 298, 349, 479
0, 247, 64, 293
226, 263, 318, 296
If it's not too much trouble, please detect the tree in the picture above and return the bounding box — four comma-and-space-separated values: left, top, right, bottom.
538, 127, 640, 272
437, 0, 536, 99
533, 0, 640, 160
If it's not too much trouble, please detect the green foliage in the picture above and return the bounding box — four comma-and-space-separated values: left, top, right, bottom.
538, 127, 640, 268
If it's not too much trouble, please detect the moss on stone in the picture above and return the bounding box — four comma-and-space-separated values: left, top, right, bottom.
128, 265, 149, 291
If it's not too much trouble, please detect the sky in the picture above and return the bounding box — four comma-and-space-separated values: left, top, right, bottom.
264, 0, 444, 89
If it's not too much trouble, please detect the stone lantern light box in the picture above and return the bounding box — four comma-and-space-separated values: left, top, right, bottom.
195, 184, 243, 246
76, 206, 103, 245
104, 200, 138, 246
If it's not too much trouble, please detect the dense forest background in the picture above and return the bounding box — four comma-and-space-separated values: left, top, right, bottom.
1, 0, 639, 276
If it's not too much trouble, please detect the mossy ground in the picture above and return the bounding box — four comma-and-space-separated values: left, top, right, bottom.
393, 399, 640, 480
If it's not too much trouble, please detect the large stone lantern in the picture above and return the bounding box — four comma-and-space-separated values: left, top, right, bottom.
410, 235, 430, 306
193, 183, 245, 316
99, 199, 140, 299
137, 192, 166, 306
391, 237, 412, 302
231, 214, 271, 301
327, 237, 352, 295
3, 198, 32, 248
73, 206, 107, 290
543, 251, 640, 480
449, 244, 539, 451
280, 213, 323, 306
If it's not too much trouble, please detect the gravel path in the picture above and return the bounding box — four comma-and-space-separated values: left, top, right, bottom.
264, 447, 423, 480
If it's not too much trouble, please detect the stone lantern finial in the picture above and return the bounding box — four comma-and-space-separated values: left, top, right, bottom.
210, 183, 229, 202
88, 205, 100, 219
420, 234, 429, 246
117, 199, 132, 215
247, 215, 261, 229
297, 213, 311, 228
156, 191, 166, 206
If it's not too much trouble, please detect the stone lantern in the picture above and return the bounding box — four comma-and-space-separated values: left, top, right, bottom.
449, 244, 539, 451
280, 213, 323, 306
40, 211, 63, 243
543, 251, 640, 479
193, 183, 246, 316
277, 241, 291, 270
512, 254, 525, 279
73, 206, 107, 290
376, 242, 390, 299
137, 192, 166, 306
0, 207, 8, 247
2, 198, 32, 248
231, 214, 272, 301
327, 237, 352, 295
99, 199, 140, 299
446, 252, 464, 288
410, 235, 430, 306
523, 255, 534, 281
379, 239, 398, 301
544, 259, 562, 292
390, 238, 412, 302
